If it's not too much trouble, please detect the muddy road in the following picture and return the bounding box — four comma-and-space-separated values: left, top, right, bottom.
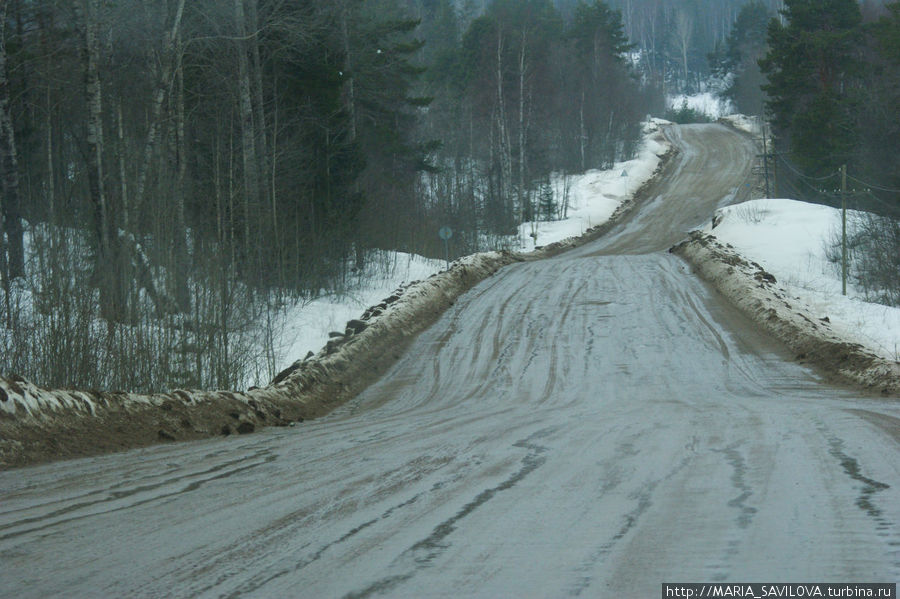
2, 125, 898, 597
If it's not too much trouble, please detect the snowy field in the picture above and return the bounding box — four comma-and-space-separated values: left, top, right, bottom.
273, 120, 671, 371
706, 199, 900, 361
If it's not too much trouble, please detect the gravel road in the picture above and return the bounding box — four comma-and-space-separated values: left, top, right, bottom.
2, 124, 897, 598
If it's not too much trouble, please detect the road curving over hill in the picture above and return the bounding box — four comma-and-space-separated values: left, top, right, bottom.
1, 124, 898, 598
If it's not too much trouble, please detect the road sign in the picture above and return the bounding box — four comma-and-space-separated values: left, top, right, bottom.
439, 226, 453, 269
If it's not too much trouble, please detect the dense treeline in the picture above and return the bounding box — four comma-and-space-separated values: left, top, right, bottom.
419, 0, 652, 253
759, 0, 900, 199
561, 0, 788, 93
758, 0, 900, 304
0, 0, 655, 390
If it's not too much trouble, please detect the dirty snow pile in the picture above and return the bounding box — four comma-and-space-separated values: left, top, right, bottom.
706, 199, 900, 361
516, 119, 671, 252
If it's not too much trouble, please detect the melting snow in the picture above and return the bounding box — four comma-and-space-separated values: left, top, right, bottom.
275, 121, 672, 370
707, 199, 900, 361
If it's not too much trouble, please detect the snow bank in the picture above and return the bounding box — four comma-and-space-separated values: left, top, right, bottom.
668, 92, 735, 120
0, 251, 524, 468
273, 253, 444, 372
718, 114, 761, 136
672, 200, 900, 396
710, 199, 900, 362
516, 121, 671, 252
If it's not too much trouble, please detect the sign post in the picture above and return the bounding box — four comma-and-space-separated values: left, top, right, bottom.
438, 226, 453, 270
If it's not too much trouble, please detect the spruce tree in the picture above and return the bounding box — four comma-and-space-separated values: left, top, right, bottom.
759, 0, 863, 176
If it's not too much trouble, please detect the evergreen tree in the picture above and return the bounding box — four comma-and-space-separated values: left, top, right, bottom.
710, 1, 770, 114
347, 0, 434, 252
856, 0, 900, 198
759, 0, 863, 176
538, 179, 556, 221
567, 1, 637, 170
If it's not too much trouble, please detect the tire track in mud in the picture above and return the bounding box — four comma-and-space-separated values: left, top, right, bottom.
705, 443, 759, 582
159, 453, 465, 597
566, 449, 695, 597
0, 449, 276, 541
809, 419, 900, 573
201, 492, 427, 599
824, 432, 893, 525
342, 429, 555, 599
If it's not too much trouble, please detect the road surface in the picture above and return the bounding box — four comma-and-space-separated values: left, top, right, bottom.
2, 124, 898, 598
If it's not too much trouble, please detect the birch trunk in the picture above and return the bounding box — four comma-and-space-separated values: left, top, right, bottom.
579, 89, 586, 172
248, 0, 269, 207
0, 21, 8, 320
234, 0, 259, 252
171, 27, 191, 312
517, 32, 527, 223
0, 4, 24, 280
134, 0, 185, 208
78, 0, 121, 321
340, 5, 357, 141
495, 28, 512, 224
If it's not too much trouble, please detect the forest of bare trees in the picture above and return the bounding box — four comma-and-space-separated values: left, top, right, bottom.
0, 0, 656, 392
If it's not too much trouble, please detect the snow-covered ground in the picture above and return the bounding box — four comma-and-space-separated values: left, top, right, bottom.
271, 252, 444, 370
515, 119, 670, 252
706, 199, 900, 361
273, 120, 671, 370
718, 113, 761, 136
668, 91, 734, 120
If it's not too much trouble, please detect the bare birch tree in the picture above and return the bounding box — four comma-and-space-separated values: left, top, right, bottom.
0, 0, 23, 282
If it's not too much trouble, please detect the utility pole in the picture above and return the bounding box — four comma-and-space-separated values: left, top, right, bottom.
753, 122, 772, 198
841, 164, 847, 296
770, 128, 778, 198
763, 126, 771, 197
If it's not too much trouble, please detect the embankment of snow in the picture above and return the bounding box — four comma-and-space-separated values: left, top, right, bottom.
709, 199, 900, 362
0, 128, 677, 469
516, 119, 671, 252
0, 252, 520, 468
718, 114, 761, 136
273, 252, 445, 374
668, 92, 734, 120
672, 230, 900, 396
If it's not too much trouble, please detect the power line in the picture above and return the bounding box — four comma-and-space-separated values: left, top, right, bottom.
773, 153, 840, 182
777, 168, 831, 202
846, 174, 900, 195
859, 190, 900, 218
785, 164, 841, 198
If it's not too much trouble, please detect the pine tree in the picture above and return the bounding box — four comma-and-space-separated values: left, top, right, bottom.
710, 1, 770, 114
759, 0, 863, 176
567, 1, 636, 170
349, 1, 433, 253
538, 179, 556, 221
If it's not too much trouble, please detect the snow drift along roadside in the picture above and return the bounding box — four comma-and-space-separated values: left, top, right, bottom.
671, 232, 900, 396
0, 252, 520, 468
0, 131, 676, 469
